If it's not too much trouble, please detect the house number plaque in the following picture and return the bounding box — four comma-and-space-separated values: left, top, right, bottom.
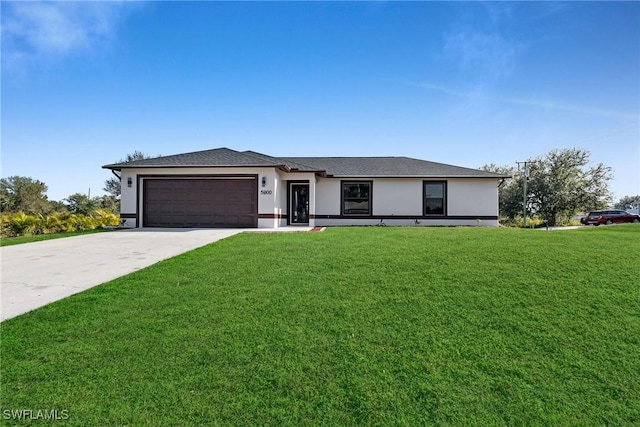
260, 190, 273, 195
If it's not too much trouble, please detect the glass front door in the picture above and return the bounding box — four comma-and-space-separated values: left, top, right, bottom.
290, 184, 309, 224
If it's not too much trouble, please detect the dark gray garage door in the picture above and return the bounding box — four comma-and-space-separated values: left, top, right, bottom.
143, 178, 257, 228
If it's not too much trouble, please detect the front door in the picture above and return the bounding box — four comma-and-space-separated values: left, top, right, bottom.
290, 183, 309, 224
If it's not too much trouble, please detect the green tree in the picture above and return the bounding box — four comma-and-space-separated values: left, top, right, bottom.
613, 195, 640, 211
98, 195, 119, 213
49, 200, 69, 214
0, 176, 52, 214
483, 148, 613, 226
103, 151, 153, 199
64, 193, 101, 216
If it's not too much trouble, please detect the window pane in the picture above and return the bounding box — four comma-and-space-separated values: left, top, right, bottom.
343, 184, 369, 198
424, 181, 445, 215
425, 199, 443, 215
425, 183, 443, 198
344, 200, 369, 214
342, 182, 371, 215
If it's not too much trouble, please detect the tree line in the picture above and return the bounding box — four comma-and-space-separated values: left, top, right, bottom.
0, 152, 151, 217
0, 176, 118, 216
0, 177, 121, 237
0, 152, 152, 237
483, 148, 638, 226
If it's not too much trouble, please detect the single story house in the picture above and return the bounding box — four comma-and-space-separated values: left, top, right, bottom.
103, 147, 509, 228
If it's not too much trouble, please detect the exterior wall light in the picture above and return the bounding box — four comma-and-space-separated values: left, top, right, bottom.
262, 176, 266, 187
127, 177, 132, 188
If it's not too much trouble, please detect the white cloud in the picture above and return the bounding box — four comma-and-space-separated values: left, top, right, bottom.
413, 82, 638, 121
443, 29, 518, 79
442, 3, 521, 80
501, 96, 638, 121
1, 1, 138, 70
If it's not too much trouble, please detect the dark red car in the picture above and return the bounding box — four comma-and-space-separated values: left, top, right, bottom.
580, 210, 640, 226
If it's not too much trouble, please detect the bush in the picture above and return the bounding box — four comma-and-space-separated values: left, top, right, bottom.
94, 209, 120, 227
500, 215, 545, 228
500, 215, 583, 228
0, 212, 121, 238
72, 215, 96, 231
2, 212, 37, 236
34, 214, 63, 235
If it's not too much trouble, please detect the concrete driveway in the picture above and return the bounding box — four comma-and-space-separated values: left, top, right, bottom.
0, 228, 243, 321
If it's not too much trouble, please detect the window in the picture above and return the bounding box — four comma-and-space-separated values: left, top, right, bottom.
342, 181, 372, 215
424, 181, 446, 215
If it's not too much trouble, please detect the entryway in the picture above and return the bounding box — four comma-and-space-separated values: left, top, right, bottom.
289, 183, 309, 225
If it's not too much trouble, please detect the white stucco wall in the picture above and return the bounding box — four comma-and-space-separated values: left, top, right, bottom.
315, 178, 424, 216
119, 170, 138, 227
313, 177, 501, 226
276, 170, 288, 225
315, 177, 499, 217
447, 178, 499, 217
314, 179, 341, 216
372, 179, 423, 215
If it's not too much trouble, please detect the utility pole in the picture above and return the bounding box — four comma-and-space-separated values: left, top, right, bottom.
516, 161, 535, 227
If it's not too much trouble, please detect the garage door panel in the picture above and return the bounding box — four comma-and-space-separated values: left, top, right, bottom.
143, 178, 257, 228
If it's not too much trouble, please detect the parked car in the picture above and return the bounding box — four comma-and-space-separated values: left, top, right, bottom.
580, 210, 640, 226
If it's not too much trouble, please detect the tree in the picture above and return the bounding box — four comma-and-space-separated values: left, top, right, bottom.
613, 195, 640, 211
103, 151, 152, 199
483, 148, 613, 226
103, 176, 121, 199
98, 195, 119, 213
64, 193, 101, 216
0, 176, 52, 214
49, 200, 70, 214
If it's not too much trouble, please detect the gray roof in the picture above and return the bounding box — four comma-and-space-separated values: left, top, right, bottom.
103, 147, 508, 178
102, 148, 286, 169
281, 156, 507, 178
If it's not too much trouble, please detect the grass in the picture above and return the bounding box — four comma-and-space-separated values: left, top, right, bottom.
0, 229, 112, 247
1, 225, 638, 425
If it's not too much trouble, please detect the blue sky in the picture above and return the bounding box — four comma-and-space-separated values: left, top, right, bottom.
2, 1, 639, 202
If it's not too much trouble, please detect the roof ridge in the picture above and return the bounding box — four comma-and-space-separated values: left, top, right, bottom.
241, 150, 287, 165
287, 155, 403, 159
276, 157, 324, 172
163, 147, 239, 158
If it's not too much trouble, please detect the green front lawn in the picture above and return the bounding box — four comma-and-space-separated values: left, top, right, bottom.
1, 226, 638, 425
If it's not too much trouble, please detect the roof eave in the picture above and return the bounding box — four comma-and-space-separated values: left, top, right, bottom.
102, 164, 288, 170
327, 174, 511, 179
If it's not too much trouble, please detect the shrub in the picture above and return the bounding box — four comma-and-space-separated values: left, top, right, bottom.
34, 214, 63, 235
3, 212, 37, 237
66, 214, 98, 231
500, 215, 545, 228
94, 209, 120, 227
500, 215, 584, 228
0, 212, 121, 238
